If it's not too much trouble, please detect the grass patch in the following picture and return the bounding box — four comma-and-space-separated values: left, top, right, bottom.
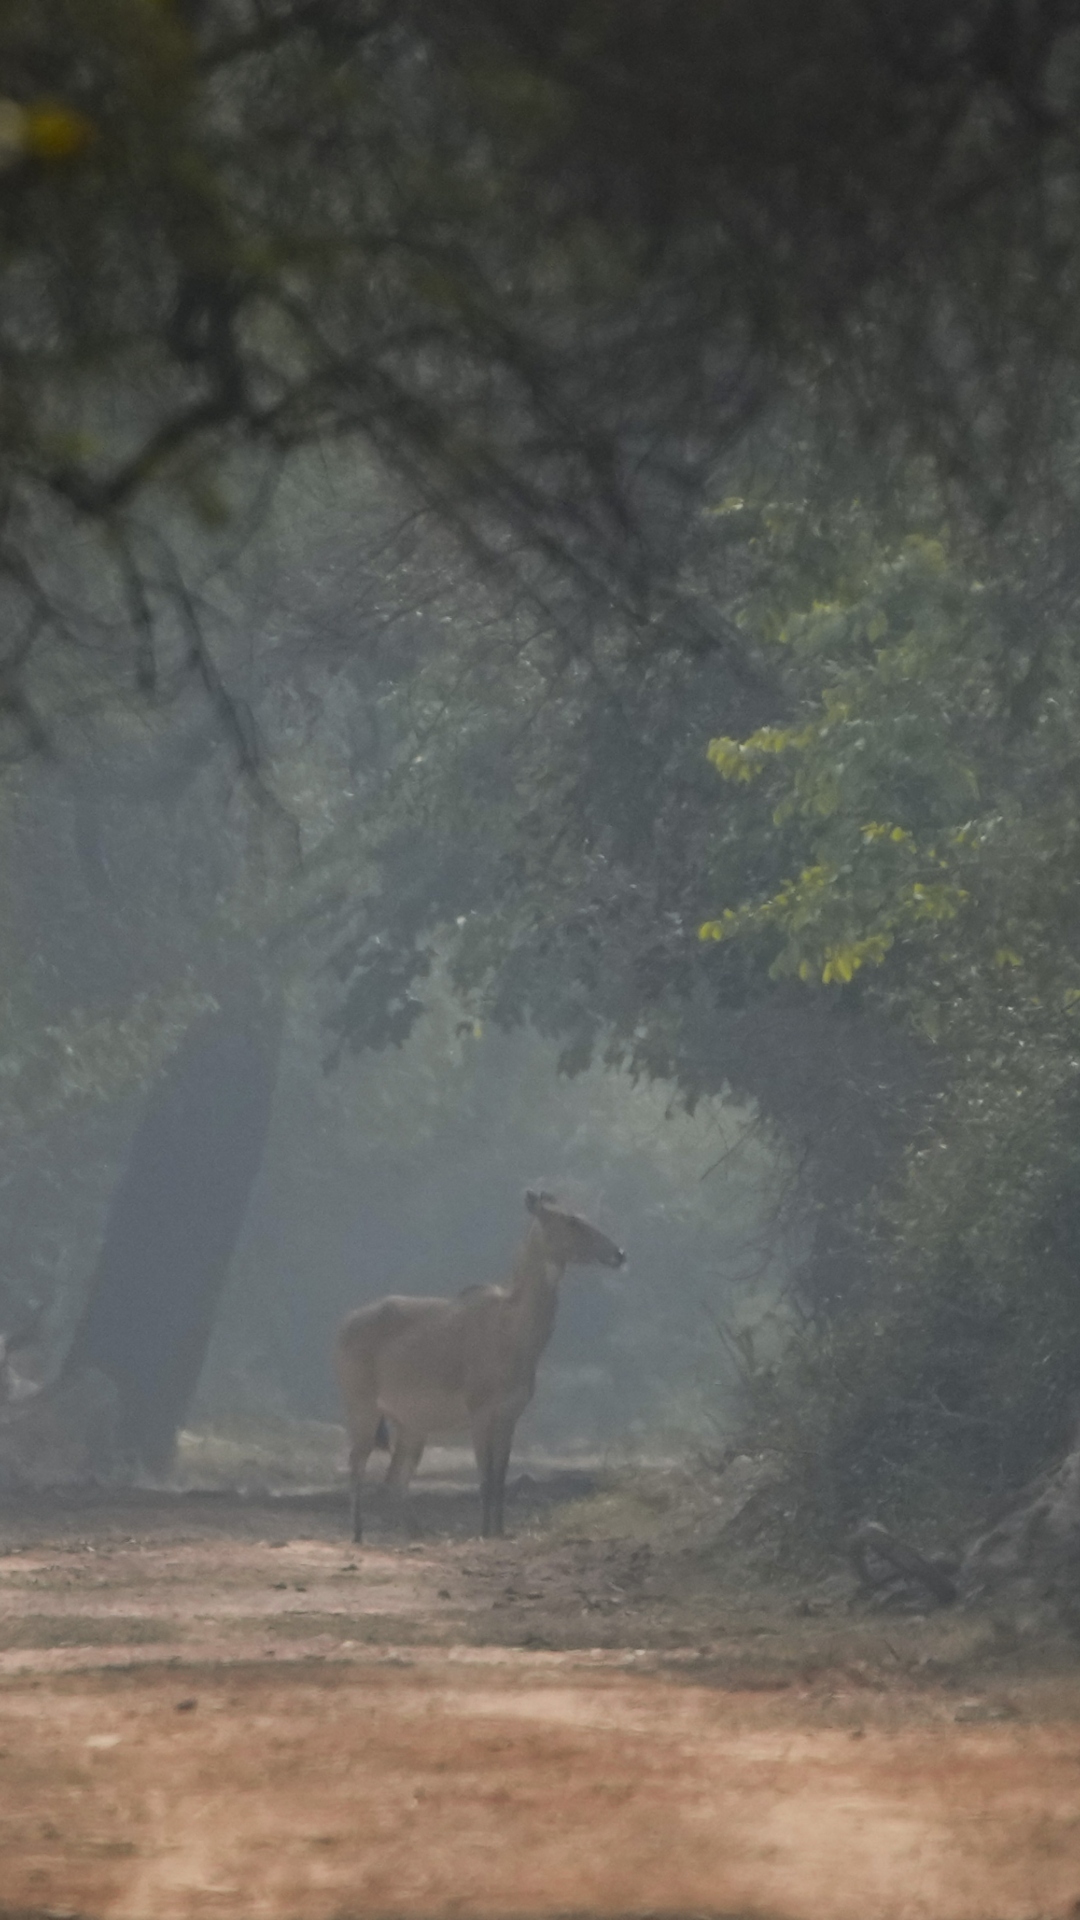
174, 1415, 346, 1490
535, 1468, 696, 1544
0, 1615, 179, 1650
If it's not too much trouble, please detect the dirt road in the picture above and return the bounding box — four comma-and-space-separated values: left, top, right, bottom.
1, 1463, 1079, 1920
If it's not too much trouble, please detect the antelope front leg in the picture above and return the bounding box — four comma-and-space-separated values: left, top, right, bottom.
472, 1414, 495, 1536
473, 1412, 517, 1538
487, 1415, 517, 1537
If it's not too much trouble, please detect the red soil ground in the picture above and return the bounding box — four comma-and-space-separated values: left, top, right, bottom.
0, 1471, 1078, 1920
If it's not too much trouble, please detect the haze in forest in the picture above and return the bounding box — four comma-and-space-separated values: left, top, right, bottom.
2, 2, 1080, 1601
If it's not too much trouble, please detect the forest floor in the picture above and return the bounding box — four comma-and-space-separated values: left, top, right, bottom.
0, 1432, 1079, 1920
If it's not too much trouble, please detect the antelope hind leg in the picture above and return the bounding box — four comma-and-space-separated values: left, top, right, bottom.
345, 1398, 390, 1544
472, 1414, 493, 1536
348, 1434, 376, 1544
385, 1430, 426, 1537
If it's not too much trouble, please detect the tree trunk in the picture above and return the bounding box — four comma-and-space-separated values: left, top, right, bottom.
63, 997, 282, 1471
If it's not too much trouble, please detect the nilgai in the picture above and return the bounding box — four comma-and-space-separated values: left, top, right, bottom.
335, 1189, 625, 1540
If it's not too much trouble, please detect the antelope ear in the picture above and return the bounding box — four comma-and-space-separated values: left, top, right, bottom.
524, 1189, 540, 1213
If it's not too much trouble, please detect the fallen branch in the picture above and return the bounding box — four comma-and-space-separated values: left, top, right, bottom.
849, 1435, 1080, 1611
848, 1519, 959, 1606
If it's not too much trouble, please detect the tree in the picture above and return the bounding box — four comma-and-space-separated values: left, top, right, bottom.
689, 506, 1080, 1526
63, 994, 281, 1468
3, 1, 1080, 744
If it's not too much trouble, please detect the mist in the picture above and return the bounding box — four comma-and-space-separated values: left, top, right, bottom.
3, 8, 1080, 1909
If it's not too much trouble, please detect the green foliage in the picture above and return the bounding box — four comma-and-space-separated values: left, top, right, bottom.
699, 515, 1080, 1010
0, 984, 217, 1139
696, 501, 1080, 1524
701, 534, 993, 985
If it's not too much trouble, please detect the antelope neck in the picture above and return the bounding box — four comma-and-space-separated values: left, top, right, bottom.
504, 1238, 563, 1363
507, 1223, 565, 1303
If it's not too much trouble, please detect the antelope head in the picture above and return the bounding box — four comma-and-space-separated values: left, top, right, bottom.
524, 1189, 626, 1270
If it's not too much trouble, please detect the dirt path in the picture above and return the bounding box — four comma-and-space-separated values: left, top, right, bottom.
1, 1470, 1079, 1920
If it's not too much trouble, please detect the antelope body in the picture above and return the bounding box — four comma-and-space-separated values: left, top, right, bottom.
335, 1189, 625, 1540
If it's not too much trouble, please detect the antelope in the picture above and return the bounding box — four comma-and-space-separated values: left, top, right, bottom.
335, 1189, 625, 1541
